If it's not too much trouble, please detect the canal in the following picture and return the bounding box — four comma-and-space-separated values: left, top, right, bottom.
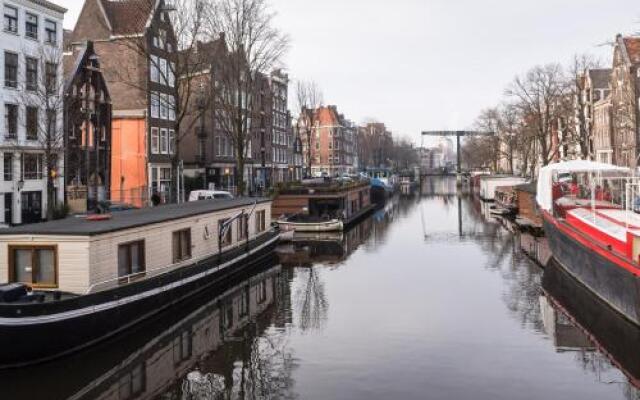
2, 177, 639, 399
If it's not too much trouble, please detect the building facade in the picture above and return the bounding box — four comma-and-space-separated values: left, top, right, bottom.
0, 0, 66, 225
593, 97, 614, 164
306, 105, 356, 177
611, 35, 640, 169
578, 68, 612, 160
69, 0, 178, 206
63, 40, 112, 213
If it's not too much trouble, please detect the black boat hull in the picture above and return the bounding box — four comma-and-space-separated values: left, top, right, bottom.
0, 232, 280, 368
543, 215, 640, 325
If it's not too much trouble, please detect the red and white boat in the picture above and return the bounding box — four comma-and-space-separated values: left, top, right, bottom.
537, 160, 640, 325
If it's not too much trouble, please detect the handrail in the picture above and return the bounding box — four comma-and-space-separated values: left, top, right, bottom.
85, 228, 275, 294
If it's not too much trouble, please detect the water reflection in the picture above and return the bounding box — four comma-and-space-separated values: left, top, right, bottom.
542, 262, 640, 397
3, 177, 640, 399
0, 258, 296, 400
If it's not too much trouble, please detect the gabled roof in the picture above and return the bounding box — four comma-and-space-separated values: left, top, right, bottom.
616, 35, 640, 66
623, 37, 640, 64
64, 41, 111, 101
100, 0, 155, 36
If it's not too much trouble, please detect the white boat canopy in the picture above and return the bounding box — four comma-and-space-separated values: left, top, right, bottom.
536, 160, 631, 212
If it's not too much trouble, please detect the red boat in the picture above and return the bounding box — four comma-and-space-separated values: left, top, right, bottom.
537, 160, 640, 325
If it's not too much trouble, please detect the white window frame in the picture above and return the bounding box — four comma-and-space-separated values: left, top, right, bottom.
169, 129, 175, 154
150, 55, 159, 83
159, 93, 168, 120
150, 92, 159, 118
151, 127, 159, 154
160, 128, 168, 154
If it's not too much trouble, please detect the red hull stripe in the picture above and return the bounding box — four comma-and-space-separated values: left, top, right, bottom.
543, 211, 640, 277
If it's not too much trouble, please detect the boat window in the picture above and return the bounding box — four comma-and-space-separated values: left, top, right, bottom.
219, 219, 232, 247
172, 228, 192, 262
237, 215, 248, 241
118, 241, 146, 280
255, 210, 266, 233
9, 245, 57, 288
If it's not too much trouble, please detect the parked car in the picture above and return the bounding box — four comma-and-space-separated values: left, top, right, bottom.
188, 190, 234, 202
107, 202, 139, 212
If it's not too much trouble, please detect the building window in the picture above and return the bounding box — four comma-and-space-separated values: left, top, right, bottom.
172, 229, 191, 262
22, 153, 42, 180
4, 5, 17, 33
168, 62, 175, 87
151, 127, 159, 154
168, 95, 175, 121
150, 55, 159, 83
26, 57, 38, 91
255, 210, 266, 233
169, 130, 175, 154
9, 245, 57, 288
3, 153, 12, 181
237, 214, 248, 241
219, 219, 232, 247
45, 62, 57, 92
5, 104, 17, 139
172, 330, 192, 365
257, 279, 267, 304
26, 107, 38, 140
160, 128, 168, 154
44, 19, 57, 44
118, 240, 145, 280
25, 13, 38, 39
4, 52, 17, 88
159, 58, 167, 85
150, 92, 159, 118
160, 93, 168, 119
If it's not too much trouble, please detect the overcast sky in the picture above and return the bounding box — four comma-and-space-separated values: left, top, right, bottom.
60, 0, 638, 144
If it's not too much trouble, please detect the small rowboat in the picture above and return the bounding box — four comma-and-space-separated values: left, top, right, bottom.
277, 218, 344, 232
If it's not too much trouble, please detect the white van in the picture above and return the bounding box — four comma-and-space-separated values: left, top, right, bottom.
188, 190, 234, 202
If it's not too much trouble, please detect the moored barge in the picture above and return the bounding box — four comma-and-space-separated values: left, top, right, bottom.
537, 160, 640, 325
0, 198, 279, 367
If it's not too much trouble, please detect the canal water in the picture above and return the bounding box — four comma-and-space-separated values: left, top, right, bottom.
2, 177, 639, 400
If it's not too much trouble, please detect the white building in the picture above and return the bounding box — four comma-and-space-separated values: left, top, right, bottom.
0, 0, 65, 225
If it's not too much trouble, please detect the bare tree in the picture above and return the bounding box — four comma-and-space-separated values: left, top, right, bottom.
17, 46, 65, 220
567, 53, 602, 160
295, 80, 323, 176
204, 0, 289, 195
506, 64, 571, 167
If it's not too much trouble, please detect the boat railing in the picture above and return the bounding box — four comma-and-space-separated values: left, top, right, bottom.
84, 229, 277, 295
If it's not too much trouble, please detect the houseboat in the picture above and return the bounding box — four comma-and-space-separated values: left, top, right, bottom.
0, 198, 279, 367
273, 180, 375, 232
536, 160, 640, 325
478, 175, 527, 201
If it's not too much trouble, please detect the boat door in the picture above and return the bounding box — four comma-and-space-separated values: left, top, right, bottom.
4, 193, 11, 225
21, 191, 41, 224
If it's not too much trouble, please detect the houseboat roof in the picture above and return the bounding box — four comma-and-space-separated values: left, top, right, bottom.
0, 198, 270, 237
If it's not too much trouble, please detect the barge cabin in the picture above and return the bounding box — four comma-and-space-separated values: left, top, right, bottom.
272, 180, 374, 232
0, 198, 279, 367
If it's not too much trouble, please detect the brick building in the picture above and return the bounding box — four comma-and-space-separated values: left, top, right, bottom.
68, 0, 178, 205
303, 105, 356, 177
357, 122, 393, 170
611, 34, 640, 168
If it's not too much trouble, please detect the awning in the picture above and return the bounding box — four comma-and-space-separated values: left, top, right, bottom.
536, 160, 630, 212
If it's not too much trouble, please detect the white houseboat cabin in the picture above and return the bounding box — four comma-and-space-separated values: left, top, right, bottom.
0, 198, 273, 295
